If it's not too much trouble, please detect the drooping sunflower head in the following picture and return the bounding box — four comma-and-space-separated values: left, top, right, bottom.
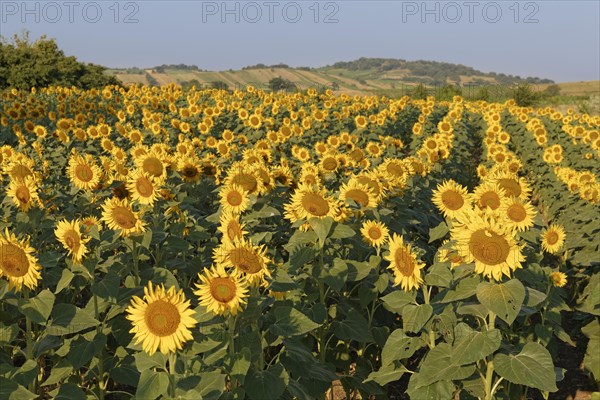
339, 181, 378, 209
194, 265, 249, 316
177, 157, 202, 183
385, 234, 425, 292
498, 197, 536, 232
54, 219, 90, 264
541, 223, 566, 254
100, 197, 146, 237
125, 282, 197, 355
432, 179, 469, 219
0, 229, 41, 292
360, 220, 389, 249
214, 239, 271, 286
451, 211, 524, 281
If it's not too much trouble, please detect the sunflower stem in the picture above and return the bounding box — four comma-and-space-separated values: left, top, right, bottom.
168, 352, 177, 399
228, 315, 239, 389
317, 242, 328, 365
94, 293, 105, 400
483, 311, 496, 400
132, 240, 140, 286
23, 289, 35, 393
422, 286, 436, 349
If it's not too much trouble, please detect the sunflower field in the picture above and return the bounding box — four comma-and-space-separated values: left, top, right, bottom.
0, 84, 599, 400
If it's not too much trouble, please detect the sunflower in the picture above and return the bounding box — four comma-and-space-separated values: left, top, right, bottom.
67, 153, 102, 191
386, 234, 425, 291
218, 211, 247, 244
339, 182, 378, 208
452, 212, 524, 281
214, 239, 271, 286
125, 282, 197, 355
360, 220, 389, 248
0, 229, 41, 292
284, 183, 338, 223
498, 197, 536, 232
489, 173, 532, 200
127, 170, 161, 206
101, 197, 146, 237
549, 271, 567, 287
432, 179, 469, 219
223, 164, 263, 195
220, 184, 250, 215
6, 176, 40, 211
541, 223, 566, 254
176, 157, 202, 183
55, 219, 90, 264
135, 152, 167, 180
194, 265, 249, 316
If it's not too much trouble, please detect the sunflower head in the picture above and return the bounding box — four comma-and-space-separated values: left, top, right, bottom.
432, 179, 469, 219
385, 234, 425, 291
55, 219, 90, 264
125, 282, 197, 355
541, 223, 566, 254
0, 229, 42, 292
194, 265, 249, 316
101, 197, 146, 237
360, 220, 389, 248
213, 239, 271, 286
549, 271, 567, 288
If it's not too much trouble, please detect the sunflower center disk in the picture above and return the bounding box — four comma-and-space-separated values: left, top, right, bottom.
210, 278, 236, 303
232, 173, 257, 193
546, 231, 559, 245
75, 164, 94, 182
346, 189, 369, 207
469, 229, 510, 266
230, 248, 262, 274
227, 192, 243, 206
143, 157, 163, 177
64, 231, 80, 249
499, 179, 521, 197
441, 190, 464, 210
368, 227, 382, 240
113, 207, 137, 229
227, 221, 243, 241
15, 186, 31, 203
136, 178, 154, 198
507, 205, 527, 222
0, 244, 29, 277
145, 300, 180, 337
301, 193, 329, 217
394, 248, 415, 277
479, 192, 501, 210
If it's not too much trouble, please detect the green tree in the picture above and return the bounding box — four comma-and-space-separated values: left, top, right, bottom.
268, 77, 296, 92
411, 83, 428, 100
0, 32, 119, 90
513, 83, 539, 107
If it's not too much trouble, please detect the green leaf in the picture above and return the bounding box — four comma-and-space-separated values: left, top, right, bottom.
414, 343, 475, 388
91, 270, 120, 302
289, 246, 317, 271
493, 342, 558, 392
40, 359, 72, 386
46, 304, 99, 335
578, 273, 600, 316
268, 269, 298, 292
364, 363, 408, 386
402, 304, 433, 333
197, 371, 227, 400
436, 275, 480, 303
524, 286, 547, 308
330, 223, 356, 239
18, 289, 55, 324
231, 347, 252, 384
323, 259, 348, 292
407, 377, 455, 400
476, 279, 525, 325
134, 351, 167, 371
54, 269, 74, 294
429, 222, 449, 243
381, 329, 422, 367
381, 290, 416, 314
136, 369, 169, 400
332, 309, 374, 342
245, 364, 288, 400
345, 259, 373, 281
425, 263, 452, 288
0, 377, 37, 400
54, 383, 86, 400
582, 319, 600, 380
68, 333, 106, 370
451, 323, 501, 365
309, 217, 334, 245
270, 306, 321, 337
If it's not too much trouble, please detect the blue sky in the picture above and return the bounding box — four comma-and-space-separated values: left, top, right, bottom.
1, 1, 599, 82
